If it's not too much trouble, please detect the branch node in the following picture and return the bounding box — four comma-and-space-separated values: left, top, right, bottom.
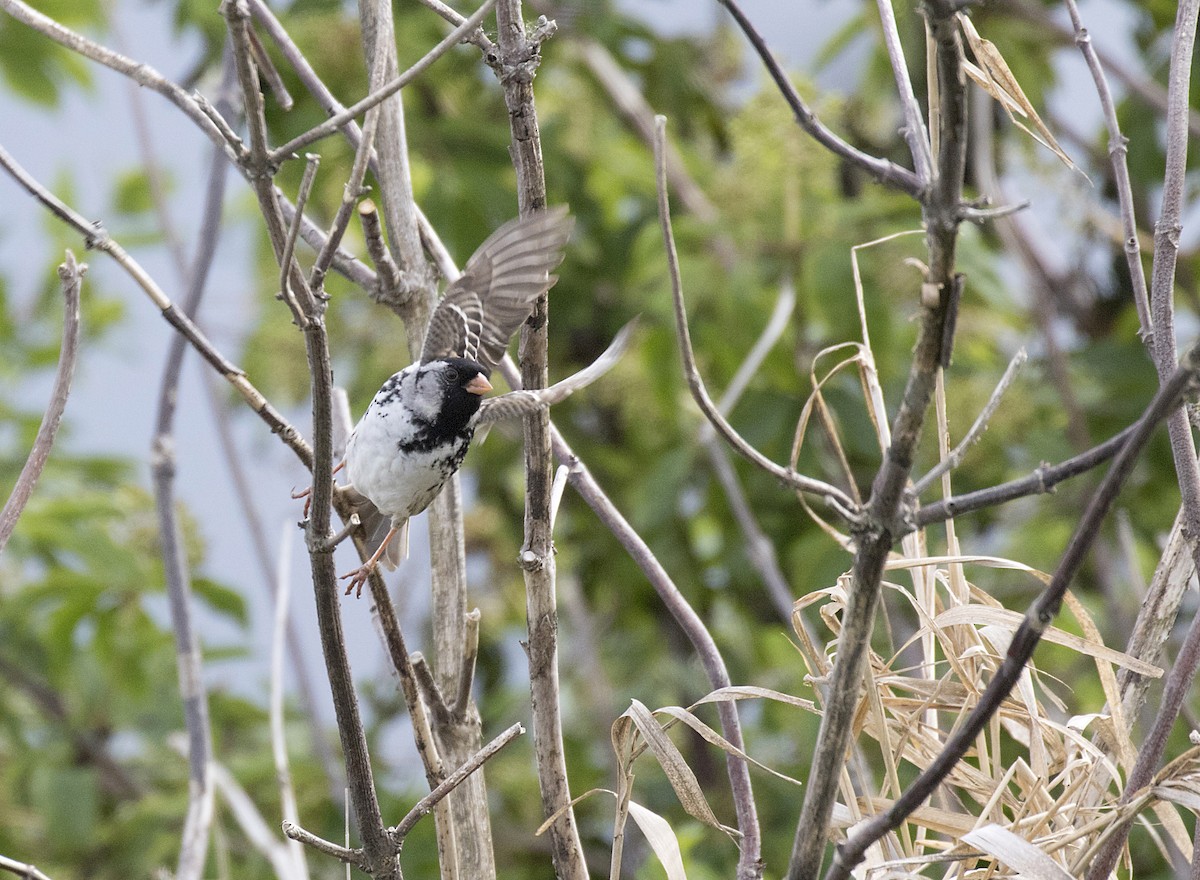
518, 547, 546, 571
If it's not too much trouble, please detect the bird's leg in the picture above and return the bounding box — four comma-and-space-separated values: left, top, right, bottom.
339, 523, 398, 598
291, 459, 346, 519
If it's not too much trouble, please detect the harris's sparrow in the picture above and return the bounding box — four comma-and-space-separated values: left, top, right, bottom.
334, 206, 626, 595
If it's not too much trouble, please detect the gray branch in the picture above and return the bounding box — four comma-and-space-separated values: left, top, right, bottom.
0, 252, 81, 553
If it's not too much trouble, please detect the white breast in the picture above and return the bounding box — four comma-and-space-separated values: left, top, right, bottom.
344, 366, 474, 524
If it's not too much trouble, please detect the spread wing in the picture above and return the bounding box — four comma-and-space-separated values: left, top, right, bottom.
476, 318, 637, 425
421, 206, 574, 372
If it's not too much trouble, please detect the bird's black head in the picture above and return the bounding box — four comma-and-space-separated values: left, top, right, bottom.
429, 357, 492, 438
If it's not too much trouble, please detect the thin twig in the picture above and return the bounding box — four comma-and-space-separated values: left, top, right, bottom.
715, 0, 924, 199
224, 0, 315, 328
409, 0, 496, 52
390, 723, 525, 841
309, 19, 389, 296
0, 855, 54, 880
699, 279, 796, 445
655, 117, 859, 520
280, 154, 320, 315
0, 252, 81, 553
828, 341, 1200, 880
412, 653, 452, 728
873, 0, 933, 184
911, 347, 1027, 495
1062, 0, 1151, 336
0, 146, 314, 469
210, 760, 300, 880
453, 610, 481, 720
912, 422, 1137, 529
268, 0, 496, 163
147, 88, 236, 873
358, 200, 403, 297
282, 821, 365, 867
246, 23, 293, 110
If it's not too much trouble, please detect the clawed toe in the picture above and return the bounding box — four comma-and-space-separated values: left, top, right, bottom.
291, 485, 314, 519
339, 564, 374, 598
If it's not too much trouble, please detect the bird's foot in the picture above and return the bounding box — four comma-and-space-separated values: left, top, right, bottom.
291, 485, 313, 519
339, 562, 376, 598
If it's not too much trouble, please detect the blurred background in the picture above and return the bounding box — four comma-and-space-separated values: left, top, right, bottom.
0, 0, 1192, 876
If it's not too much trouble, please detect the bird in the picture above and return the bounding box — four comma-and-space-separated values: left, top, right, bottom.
326, 206, 630, 596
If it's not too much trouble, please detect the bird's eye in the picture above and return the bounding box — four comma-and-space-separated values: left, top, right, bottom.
445, 367, 460, 383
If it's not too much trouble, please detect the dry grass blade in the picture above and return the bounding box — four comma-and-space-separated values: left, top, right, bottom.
934, 605, 1161, 678
627, 801, 689, 880
653, 706, 805, 787
962, 824, 1074, 879
620, 701, 741, 839
958, 15, 1080, 173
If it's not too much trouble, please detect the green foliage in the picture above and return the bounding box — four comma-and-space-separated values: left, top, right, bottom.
2, 0, 1198, 877
0, 0, 99, 104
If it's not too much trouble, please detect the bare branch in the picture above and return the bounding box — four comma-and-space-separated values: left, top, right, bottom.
146, 93, 239, 875
0, 0, 232, 156
490, 1, 588, 876
654, 117, 859, 519
0, 144, 314, 469
279, 154, 320, 318
1062, 0, 1151, 336
829, 341, 1200, 880
0, 252, 81, 553
282, 821, 365, 867
453, 610, 482, 720
715, 0, 924, 198
1086, 0, 1200, 873
788, 3, 969, 874
224, 0, 316, 328
269, 0, 497, 163
912, 422, 1136, 529
358, 200, 404, 297
309, 18, 385, 295
873, 0, 933, 184
391, 723, 525, 841
0, 855, 54, 880
409, 0, 496, 52
246, 23, 293, 110
911, 347, 1027, 495
210, 760, 301, 880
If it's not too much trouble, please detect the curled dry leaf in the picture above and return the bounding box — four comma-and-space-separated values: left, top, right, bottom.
616, 700, 741, 840
958, 14, 1082, 175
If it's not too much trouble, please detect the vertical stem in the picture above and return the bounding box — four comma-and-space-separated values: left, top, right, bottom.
491, 3, 588, 878
1084, 0, 1200, 874
786, 3, 967, 877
